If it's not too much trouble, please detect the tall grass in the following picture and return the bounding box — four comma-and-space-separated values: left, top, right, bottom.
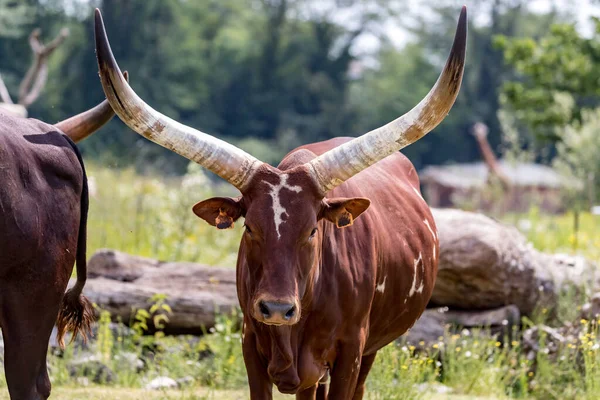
86, 162, 242, 266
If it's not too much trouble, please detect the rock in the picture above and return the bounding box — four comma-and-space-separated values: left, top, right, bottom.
145, 376, 178, 390
415, 382, 453, 394
68, 354, 115, 383
113, 351, 144, 373
176, 376, 194, 387
580, 293, 600, 320
521, 325, 569, 361
404, 305, 521, 348
75, 377, 90, 387
431, 208, 596, 315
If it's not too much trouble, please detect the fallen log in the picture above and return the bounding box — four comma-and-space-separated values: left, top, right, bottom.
430, 208, 596, 315
79, 250, 238, 334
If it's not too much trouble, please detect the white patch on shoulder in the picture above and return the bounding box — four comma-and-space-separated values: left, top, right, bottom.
424, 219, 436, 240
432, 246, 436, 261
376, 276, 387, 293
264, 174, 302, 240
408, 253, 424, 298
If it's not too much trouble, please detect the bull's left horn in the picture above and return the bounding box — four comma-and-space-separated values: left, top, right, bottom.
55, 71, 128, 143
306, 6, 467, 196
94, 9, 261, 192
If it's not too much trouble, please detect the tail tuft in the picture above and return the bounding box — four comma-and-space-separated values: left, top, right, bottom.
56, 287, 94, 349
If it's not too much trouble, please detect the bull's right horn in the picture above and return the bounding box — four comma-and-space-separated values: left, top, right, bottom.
305, 6, 468, 196
94, 9, 261, 192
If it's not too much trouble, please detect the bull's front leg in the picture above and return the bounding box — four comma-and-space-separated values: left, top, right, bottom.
327, 336, 366, 400
243, 330, 273, 400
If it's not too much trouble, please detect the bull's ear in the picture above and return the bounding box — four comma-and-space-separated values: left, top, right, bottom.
320, 197, 371, 228
192, 197, 244, 229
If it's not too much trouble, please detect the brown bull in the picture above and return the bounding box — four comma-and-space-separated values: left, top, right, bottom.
0, 96, 120, 399
95, 7, 466, 399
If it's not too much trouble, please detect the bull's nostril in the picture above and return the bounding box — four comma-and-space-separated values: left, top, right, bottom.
259, 301, 270, 318
284, 306, 296, 320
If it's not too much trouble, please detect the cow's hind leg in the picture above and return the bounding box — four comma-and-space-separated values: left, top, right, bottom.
351, 352, 377, 400
1, 284, 62, 400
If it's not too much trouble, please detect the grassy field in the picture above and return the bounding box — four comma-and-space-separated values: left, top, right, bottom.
0, 386, 498, 400
1, 163, 600, 399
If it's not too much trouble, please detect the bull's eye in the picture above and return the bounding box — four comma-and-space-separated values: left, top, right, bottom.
245, 225, 253, 235
309, 227, 318, 239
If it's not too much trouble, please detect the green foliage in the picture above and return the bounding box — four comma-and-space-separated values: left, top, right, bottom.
553, 107, 600, 206
497, 17, 600, 143
131, 294, 173, 342
5, 0, 371, 172
97, 308, 114, 363
0, 0, 33, 38
351, 0, 562, 169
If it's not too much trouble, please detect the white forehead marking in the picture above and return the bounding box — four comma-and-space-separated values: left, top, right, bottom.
424, 219, 436, 240
376, 276, 387, 293
408, 253, 424, 300
264, 174, 302, 240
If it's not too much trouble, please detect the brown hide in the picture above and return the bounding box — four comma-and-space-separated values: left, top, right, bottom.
234, 138, 439, 398
0, 114, 92, 399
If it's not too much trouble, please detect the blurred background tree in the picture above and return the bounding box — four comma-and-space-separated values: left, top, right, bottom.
0, 0, 593, 179
497, 7, 600, 201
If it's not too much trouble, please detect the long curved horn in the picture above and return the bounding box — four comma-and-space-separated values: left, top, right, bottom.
94, 9, 261, 191
56, 71, 128, 143
306, 6, 467, 196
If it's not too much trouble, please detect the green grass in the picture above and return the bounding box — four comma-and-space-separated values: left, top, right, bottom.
0, 386, 498, 400
2, 163, 600, 399
86, 163, 243, 266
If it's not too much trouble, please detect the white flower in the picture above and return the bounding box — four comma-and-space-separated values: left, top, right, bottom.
465, 351, 472, 358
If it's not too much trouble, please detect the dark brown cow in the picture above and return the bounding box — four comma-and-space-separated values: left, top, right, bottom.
95, 7, 466, 399
0, 98, 119, 399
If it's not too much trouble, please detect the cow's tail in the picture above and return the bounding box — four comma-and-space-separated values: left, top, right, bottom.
56, 138, 94, 349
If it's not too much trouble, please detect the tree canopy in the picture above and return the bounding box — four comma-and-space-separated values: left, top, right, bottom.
0, 0, 580, 174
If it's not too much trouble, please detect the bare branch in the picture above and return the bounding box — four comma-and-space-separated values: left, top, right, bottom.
18, 27, 70, 107
41, 28, 69, 56
20, 63, 48, 108
0, 74, 14, 104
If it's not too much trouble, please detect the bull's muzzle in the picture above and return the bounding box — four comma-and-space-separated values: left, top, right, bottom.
253, 297, 300, 326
